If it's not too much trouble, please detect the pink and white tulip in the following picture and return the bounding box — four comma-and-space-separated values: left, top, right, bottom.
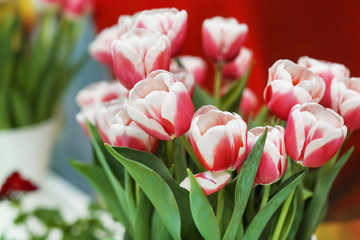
111, 28, 171, 90
285, 103, 347, 168
331, 77, 360, 130
222, 47, 253, 80
126, 70, 194, 140
75, 80, 129, 108
202, 16, 248, 62
76, 106, 97, 138
134, 8, 188, 57
170, 63, 195, 95
89, 25, 121, 68
264, 59, 325, 120
240, 88, 258, 119
298, 56, 350, 108
180, 171, 231, 196
188, 105, 247, 172
63, 0, 92, 19
171, 56, 207, 85
95, 100, 158, 152
247, 126, 287, 185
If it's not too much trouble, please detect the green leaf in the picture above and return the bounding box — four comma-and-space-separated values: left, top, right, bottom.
286, 187, 304, 239
108, 146, 195, 237
297, 147, 354, 240
278, 188, 298, 240
33, 208, 64, 228
220, 65, 252, 112
69, 160, 130, 231
187, 169, 220, 240
106, 146, 181, 240
151, 211, 171, 240
243, 170, 307, 240
14, 213, 28, 225
223, 129, 268, 240
134, 192, 153, 240
192, 85, 214, 111
11, 89, 32, 127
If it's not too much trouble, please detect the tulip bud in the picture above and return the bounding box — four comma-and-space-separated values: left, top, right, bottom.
75, 80, 129, 108
202, 16, 248, 62
331, 77, 360, 130
188, 105, 247, 172
112, 28, 171, 90
134, 8, 188, 57
171, 56, 207, 86
180, 171, 231, 196
222, 47, 253, 80
285, 103, 347, 168
264, 59, 325, 120
298, 56, 350, 108
247, 126, 287, 185
89, 25, 121, 68
126, 70, 194, 140
240, 88, 258, 119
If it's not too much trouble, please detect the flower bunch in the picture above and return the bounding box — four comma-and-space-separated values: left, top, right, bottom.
72, 8, 358, 240
0, 0, 91, 129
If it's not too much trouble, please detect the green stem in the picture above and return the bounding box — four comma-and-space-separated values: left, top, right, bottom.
216, 187, 225, 231
214, 63, 223, 108
178, 135, 206, 172
166, 140, 174, 168
260, 185, 271, 210
271, 190, 295, 240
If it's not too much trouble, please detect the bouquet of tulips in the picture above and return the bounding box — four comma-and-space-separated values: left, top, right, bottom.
71, 8, 358, 240
0, 0, 91, 129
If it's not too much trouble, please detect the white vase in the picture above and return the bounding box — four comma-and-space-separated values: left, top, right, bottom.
0, 116, 61, 185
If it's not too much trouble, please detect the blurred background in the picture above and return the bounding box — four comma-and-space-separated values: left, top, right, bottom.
47, 0, 360, 237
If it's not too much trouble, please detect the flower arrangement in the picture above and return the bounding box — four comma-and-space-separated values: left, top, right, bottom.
72, 8, 358, 240
0, 0, 91, 129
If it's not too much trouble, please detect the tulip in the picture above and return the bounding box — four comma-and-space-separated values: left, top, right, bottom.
298, 56, 350, 108
111, 28, 171, 90
134, 8, 188, 57
170, 64, 195, 95
126, 70, 194, 140
76, 106, 97, 138
247, 126, 287, 185
188, 105, 247, 171
331, 77, 360, 130
240, 88, 258, 119
171, 56, 207, 85
222, 47, 253, 80
202, 16, 248, 62
95, 100, 125, 144
180, 171, 231, 196
285, 103, 347, 168
63, 0, 92, 19
89, 25, 121, 68
95, 100, 158, 152
75, 80, 129, 108
264, 59, 325, 120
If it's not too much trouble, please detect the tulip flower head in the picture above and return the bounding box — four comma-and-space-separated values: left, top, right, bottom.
188, 105, 248, 172
331, 77, 360, 130
134, 8, 188, 57
240, 88, 258, 119
63, 0, 92, 20
222, 47, 253, 80
112, 28, 171, 90
170, 65, 195, 95
264, 59, 325, 120
170, 55, 207, 85
247, 126, 287, 185
298, 56, 350, 108
89, 25, 122, 68
180, 171, 231, 196
202, 16, 248, 63
285, 103, 347, 168
126, 70, 194, 140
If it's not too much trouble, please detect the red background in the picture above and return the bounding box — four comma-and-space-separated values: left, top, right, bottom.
92, 0, 360, 220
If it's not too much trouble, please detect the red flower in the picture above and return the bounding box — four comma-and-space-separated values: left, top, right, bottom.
0, 172, 38, 200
